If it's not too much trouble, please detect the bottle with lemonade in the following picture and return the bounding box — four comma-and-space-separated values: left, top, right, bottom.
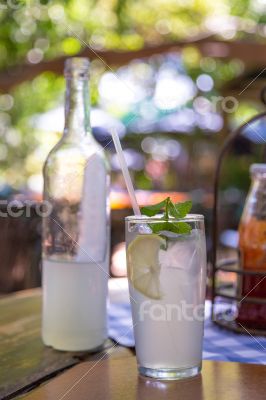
42, 58, 110, 351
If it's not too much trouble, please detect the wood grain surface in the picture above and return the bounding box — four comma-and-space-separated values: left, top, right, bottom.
20, 357, 266, 400
0, 289, 132, 399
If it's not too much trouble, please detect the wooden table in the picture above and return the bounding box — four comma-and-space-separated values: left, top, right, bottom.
20, 357, 266, 400
1, 288, 265, 400
0, 288, 133, 399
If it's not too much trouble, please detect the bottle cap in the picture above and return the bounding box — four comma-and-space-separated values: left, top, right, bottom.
250, 163, 266, 177
64, 57, 89, 78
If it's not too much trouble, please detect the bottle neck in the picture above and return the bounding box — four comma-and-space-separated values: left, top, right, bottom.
243, 175, 266, 219
251, 176, 266, 194
64, 76, 91, 140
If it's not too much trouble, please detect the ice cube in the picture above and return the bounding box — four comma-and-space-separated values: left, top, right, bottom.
159, 230, 203, 274
138, 223, 153, 234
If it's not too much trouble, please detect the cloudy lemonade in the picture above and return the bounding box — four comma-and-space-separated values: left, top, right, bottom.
126, 214, 206, 379
42, 259, 108, 351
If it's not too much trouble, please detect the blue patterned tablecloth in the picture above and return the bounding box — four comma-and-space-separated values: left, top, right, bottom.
108, 300, 266, 365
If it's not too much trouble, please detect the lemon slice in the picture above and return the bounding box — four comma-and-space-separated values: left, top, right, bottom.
127, 234, 165, 299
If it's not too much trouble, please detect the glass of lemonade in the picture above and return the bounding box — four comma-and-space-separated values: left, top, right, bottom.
125, 214, 206, 380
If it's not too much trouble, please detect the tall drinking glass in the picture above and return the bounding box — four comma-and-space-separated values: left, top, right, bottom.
125, 214, 206, 380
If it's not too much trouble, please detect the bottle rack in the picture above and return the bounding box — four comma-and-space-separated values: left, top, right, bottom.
211, 88, 266, 336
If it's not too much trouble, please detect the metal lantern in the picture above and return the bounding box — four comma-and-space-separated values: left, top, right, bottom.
211, 88, 266, 336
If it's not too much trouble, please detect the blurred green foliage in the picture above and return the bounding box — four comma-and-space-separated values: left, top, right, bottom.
0, 0, 265, 189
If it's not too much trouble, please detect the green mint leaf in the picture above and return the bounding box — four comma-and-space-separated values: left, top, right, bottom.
149, 221, 192, 235
149, 222, 170, 233
170, 201, 192, 219
174, 222, 192, 234
168, 201, 179, 219
141, 199, 167, 217
142, 197, 192, 238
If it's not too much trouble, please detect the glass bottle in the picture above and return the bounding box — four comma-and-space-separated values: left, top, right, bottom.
237, 164, 266, 330
42, 58, 110, 351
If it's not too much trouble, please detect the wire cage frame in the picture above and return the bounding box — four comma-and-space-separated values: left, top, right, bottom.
211, 88, 266, 336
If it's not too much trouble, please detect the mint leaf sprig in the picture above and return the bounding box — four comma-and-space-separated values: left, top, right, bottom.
141, 197, 192, 235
